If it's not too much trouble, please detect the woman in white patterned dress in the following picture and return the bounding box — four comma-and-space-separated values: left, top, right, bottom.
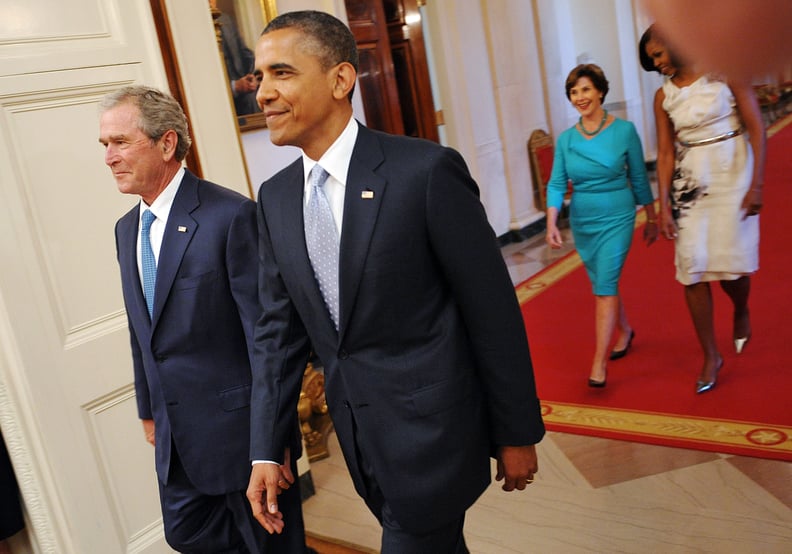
639, 25, 766, 394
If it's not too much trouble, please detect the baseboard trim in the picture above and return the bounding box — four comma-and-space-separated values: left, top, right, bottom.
305, 531, 379, 554
498, 217, 546, 246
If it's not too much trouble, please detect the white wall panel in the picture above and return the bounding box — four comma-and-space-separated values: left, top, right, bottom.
0, 1, 176, 552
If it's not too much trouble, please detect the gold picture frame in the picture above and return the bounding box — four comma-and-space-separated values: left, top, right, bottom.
212, 0, 277, 132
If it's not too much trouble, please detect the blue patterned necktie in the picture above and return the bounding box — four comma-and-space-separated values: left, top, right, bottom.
140, 209, 157, 318
304, 165, 340, 329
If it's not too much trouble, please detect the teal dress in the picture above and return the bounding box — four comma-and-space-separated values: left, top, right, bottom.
546, 118, 653, 295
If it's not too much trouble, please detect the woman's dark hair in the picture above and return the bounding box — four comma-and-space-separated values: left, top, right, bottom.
564, 64, 609, 102
639, 24, 686, 73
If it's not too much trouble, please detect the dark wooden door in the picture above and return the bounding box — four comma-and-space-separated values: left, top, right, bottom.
344, 0, 439, 142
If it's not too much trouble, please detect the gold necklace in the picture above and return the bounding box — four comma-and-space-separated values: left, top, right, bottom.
579, 110, 608, 136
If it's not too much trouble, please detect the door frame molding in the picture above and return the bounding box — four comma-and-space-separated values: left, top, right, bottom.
0, 298, 62, 552
148, 0, 205, 177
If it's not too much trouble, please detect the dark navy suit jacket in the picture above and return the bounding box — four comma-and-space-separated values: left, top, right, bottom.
251, 124, 545, 532
115, 169, 268, 495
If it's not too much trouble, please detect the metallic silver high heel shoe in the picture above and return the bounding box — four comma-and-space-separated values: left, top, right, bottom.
734, 336, 750, 354
695, 378, 716, 394
695, 360, 723, 394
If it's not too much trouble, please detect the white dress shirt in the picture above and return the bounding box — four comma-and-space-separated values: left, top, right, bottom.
301, 116, 359, 235
137, 167, 184, 289
254, 117, 358, 467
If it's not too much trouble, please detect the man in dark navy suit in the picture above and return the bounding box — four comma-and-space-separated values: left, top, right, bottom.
247, 11, 546, 553
101, 86, 307, 553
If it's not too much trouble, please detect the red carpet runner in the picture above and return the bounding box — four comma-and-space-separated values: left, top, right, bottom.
517, 115, 792, 461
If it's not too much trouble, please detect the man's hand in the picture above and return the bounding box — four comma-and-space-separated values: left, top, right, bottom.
234, 73, 258, 94
246, 448, 294, 534
278, 447, 295, 491
495, 445, 538, 491
141, 419, 155, 446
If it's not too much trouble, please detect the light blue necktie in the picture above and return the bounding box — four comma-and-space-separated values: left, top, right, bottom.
140, 209, 157, 318
304, 165, 340, 329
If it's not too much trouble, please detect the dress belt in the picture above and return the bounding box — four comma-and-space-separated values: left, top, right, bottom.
677, 128, 743, 147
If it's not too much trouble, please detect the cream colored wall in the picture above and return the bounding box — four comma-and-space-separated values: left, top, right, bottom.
537, 0, 657, 163
423, 1, 517, 233
163, 0, 251, 197
570, 0, 625, 98
634, 0, 664, 159
481, 0, 551, 230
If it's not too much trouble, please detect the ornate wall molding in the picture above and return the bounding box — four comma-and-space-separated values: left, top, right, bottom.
0, 292, 61, 553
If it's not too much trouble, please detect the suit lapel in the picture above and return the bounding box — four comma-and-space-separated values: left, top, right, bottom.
151, 171, 198, 330
338, 126, 386, 339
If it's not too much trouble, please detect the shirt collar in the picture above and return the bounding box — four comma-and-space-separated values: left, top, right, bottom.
139, 166, 185, 223
302, 116, 358, 187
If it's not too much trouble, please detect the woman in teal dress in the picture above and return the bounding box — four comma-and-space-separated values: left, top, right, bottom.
546, 64, 658, 387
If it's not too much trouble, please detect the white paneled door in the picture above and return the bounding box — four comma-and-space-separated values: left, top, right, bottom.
0, 0, 175, 551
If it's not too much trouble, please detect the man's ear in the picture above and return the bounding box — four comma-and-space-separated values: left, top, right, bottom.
332, 62, 357, 100
159, 129, 178, 161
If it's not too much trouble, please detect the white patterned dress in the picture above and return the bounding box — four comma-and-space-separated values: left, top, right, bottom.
663, 76, 759, 285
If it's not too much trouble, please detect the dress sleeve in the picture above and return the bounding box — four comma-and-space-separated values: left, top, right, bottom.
546, 131, 569, 211
625, 122, 654, 206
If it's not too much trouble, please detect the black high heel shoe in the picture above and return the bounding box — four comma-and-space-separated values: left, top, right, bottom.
588, 367, 607, 388
609, 330, 635, 360
588, 377, 607, 388
695, 360, 723, 394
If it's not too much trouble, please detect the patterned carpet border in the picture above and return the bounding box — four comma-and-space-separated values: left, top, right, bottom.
541, 401, 792, 460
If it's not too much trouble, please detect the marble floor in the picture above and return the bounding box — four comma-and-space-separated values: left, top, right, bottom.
302, 228, 792, 553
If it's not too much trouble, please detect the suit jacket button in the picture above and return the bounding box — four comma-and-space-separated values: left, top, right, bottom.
339, 350, 349, 360
343, 401, 351, 409
155, 356, 166, 363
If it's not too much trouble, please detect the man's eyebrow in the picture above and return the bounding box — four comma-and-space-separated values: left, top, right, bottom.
267, 62, 296, 71
99, 133, 126, 144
